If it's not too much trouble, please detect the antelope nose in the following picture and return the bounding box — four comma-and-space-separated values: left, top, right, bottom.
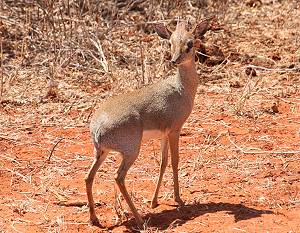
171, 60, 176, 65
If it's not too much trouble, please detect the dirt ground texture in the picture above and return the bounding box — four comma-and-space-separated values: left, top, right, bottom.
0, 0, 299, 232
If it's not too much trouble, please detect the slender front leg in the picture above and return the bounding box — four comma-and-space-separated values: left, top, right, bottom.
168, 131, 184, 206
151, 137, 169, 208
85, 148, 108, 226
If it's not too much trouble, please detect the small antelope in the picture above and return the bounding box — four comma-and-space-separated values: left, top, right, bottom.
86, 19, 212, 227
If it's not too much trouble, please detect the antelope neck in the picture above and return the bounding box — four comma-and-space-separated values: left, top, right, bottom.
177, 56, 198, 96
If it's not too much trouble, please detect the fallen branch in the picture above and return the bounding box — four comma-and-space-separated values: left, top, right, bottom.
47, 137, 65, 161
55, 201, 88, 207
245, 64, 300, 73
228, 133, 300, 155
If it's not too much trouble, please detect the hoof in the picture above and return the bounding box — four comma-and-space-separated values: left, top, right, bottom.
150, 200, 158, 209
90, 217, 102, 227
136, 220, 144, 229
175, 198, 185, 207
135, 217, 144, 229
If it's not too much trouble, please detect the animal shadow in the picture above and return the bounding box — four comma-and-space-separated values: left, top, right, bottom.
119, 202, 273, 231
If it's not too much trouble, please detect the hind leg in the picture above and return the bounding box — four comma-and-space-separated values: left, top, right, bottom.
115, 150, 143, 227
85, 147, 108, 226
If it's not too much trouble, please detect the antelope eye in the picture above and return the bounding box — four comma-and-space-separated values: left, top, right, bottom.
187, 40, 193, 49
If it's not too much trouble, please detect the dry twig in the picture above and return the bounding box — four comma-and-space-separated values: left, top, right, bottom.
90, 38, 109, 73
47, 137, 64, 160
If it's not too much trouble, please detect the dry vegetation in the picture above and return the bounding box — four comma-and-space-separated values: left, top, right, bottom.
0, 0, 299, 232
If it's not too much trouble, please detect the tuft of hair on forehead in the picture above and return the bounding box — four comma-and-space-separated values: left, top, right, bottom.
175, 21, 188, 31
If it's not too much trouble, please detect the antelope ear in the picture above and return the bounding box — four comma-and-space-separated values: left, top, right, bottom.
192, 17, 212, 39
154, 24, 172, 39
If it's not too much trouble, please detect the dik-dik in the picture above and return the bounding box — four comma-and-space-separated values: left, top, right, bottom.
86, 19, 212, 227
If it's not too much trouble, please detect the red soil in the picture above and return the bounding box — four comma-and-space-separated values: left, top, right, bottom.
1, 90, 299, 232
